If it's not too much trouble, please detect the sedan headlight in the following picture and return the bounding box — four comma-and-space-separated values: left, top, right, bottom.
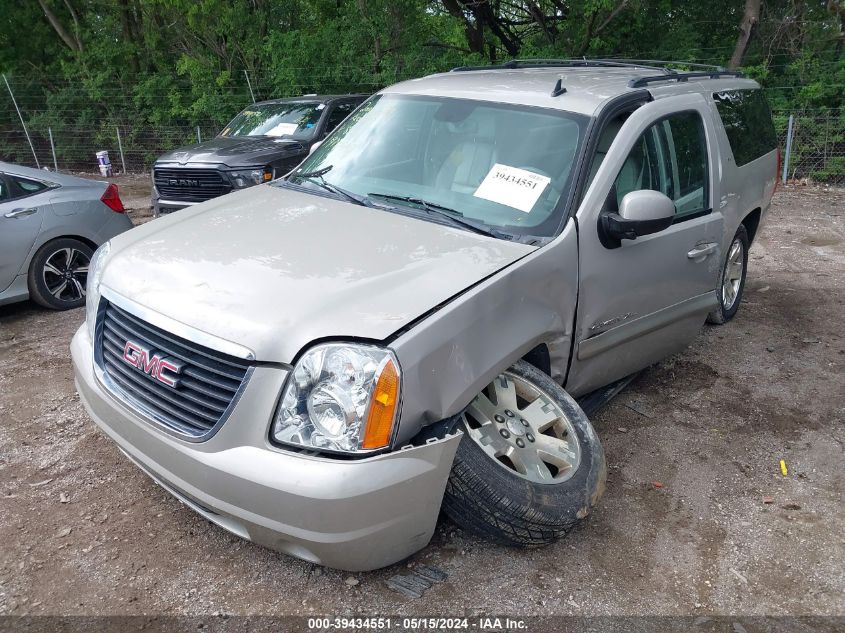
85, 241, 110, 340
229, 166, 273, 188
272, 343, 401, 454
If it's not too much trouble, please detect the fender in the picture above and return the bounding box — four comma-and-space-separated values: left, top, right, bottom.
15, 223, 99, 278
389, 218, 580, 446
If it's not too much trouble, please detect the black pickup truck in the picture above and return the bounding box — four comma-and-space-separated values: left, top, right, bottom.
151, 94, 367, 216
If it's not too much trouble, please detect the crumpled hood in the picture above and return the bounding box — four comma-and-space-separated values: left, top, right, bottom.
102, 185, 535, 362
156, 136, 306, 168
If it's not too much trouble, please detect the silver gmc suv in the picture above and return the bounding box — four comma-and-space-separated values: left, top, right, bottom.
71, 60, 779, 571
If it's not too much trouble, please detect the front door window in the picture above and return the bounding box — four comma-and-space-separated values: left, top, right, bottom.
613, 111, 709, 219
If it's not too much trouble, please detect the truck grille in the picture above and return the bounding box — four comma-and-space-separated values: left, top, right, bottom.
153, 167, 232, 203
95, 300, 251, 439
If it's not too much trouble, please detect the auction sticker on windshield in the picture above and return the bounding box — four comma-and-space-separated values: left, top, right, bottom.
473, 163, 551, 213
267, 122, 299, 136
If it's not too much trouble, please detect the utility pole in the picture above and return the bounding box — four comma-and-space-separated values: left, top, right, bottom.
782, 114, 794, 185
48, 127, 58, 171
3, 74, 39, 168
115, 126, 127, 174
244, 70, 256, 103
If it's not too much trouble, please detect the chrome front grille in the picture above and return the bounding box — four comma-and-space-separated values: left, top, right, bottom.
153, 167, 232, 203
95, 300, 251, 439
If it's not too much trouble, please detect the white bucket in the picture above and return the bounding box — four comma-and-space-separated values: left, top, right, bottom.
96, 151, 112, 176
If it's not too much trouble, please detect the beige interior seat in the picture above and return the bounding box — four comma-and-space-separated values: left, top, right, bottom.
435, 115, 498, 195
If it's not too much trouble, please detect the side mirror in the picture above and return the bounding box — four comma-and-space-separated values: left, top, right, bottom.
600, 190, 675, 245
309, 140, 324, 155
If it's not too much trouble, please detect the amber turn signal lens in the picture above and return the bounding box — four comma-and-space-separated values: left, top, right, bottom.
262, 170, 273, 182
362, 359, 399, 449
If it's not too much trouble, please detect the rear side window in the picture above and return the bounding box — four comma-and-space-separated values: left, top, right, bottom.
12, 176, 48, 196
324, 102, 357, 134
713, 90, 777, 166
0, 178, 8, 201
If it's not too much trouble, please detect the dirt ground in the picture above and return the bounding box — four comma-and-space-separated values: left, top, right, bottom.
0, 180, 842, 618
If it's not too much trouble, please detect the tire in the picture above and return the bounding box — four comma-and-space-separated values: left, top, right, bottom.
442, 360, 606, 547
707, 224, 749, 325
27, 238, 93, 310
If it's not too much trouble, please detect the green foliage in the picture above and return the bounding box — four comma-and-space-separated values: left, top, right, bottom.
0, 0, 842, 177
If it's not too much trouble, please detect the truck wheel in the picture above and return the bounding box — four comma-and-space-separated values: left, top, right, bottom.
442, 360, 606, 547
27, 238, 92, 310
707, 224, 749, 325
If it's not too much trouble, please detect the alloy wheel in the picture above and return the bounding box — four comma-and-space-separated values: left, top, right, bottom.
464, 371, 582, 484
721, 238, 745, 311
42, 247, 89, 303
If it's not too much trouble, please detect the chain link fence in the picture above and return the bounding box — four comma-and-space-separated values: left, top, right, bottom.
773, 109, 845, 184
0, 122, 221, 173
1, 87, 843, 185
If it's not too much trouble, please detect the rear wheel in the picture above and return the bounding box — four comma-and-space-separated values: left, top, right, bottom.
442, 360, 606, 546
707, 224, 749, 325
27, 238, 92, 310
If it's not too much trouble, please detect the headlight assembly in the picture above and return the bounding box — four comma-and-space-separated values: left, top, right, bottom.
229, 166, 273, 188
85, 241, 110, 340
272, 343, 401, 455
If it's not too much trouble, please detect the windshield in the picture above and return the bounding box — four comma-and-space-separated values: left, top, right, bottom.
286, 94, 588, 237
220, 102, 323, 139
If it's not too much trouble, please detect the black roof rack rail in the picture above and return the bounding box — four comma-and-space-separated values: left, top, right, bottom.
451, 58, 668, 72
627, 70, 744, 88
450, 58, 729, 74
591, 58, 728, 72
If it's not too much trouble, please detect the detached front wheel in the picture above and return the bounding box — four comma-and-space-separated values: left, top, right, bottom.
443, 360, 606, 546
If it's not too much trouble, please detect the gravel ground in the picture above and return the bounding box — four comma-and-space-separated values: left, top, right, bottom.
0, 181, 842, 618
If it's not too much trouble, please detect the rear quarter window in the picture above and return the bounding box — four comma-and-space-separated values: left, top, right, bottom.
13, 176, 48, 195
713, 90, 777, 167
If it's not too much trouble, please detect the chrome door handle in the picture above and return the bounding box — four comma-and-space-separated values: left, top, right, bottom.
4, 207, 37, 219
687, 242, 718, 260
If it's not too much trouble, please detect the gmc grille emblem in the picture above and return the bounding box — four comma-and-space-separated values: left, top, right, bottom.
122, 341, 184, 388
168, 178, 199, 187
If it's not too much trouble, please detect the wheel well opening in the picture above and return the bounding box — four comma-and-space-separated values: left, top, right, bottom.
742, 209, 762, 244
38, 235, 99, 252
522, 344, 551, 376
67, 235, 98, 251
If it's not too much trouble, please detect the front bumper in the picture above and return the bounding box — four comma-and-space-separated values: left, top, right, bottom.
71, 325, 461, 571
153, 200, 194, 217
151, 188, 195, 217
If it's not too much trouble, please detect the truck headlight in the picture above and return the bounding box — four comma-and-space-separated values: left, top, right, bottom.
85, 241, 110, 340
272, 343, 401, 454
229, 166, 273, 188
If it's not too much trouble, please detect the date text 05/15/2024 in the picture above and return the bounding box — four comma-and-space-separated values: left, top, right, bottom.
306, 617, 528, 630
